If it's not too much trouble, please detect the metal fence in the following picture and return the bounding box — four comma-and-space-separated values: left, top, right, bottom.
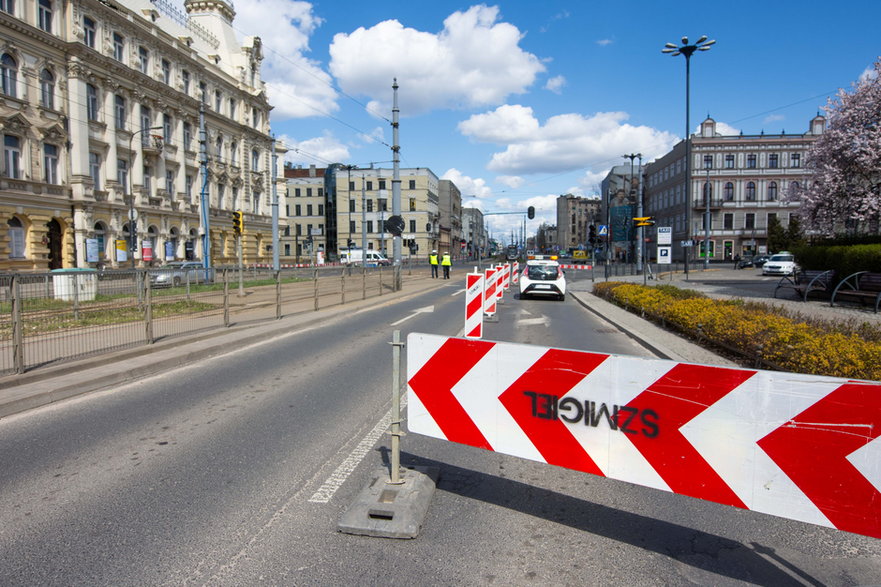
0, 265, 401, 375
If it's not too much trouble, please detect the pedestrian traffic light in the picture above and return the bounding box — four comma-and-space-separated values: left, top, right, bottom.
527, 206, 535, 220
347, 238, 355, 248
588, 224, 596, 245
232, 210, 244, 235
633, 216, 655, 227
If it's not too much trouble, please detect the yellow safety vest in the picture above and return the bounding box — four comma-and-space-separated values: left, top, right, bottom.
429, 254, 438, 265
441, 255, 451, 266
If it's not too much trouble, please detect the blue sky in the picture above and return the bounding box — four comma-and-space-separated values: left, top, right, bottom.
224, 0, 881, 237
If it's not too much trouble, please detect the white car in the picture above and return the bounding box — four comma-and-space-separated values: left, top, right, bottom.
762, 252, 799, 276
519, 255, 566, 300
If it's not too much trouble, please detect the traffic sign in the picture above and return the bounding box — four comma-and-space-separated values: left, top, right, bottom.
464, 273, 484, 339
407, 334, 881, 539
657, 226, 672, 245
598, 225, 608, 236
657, 246, 671, 264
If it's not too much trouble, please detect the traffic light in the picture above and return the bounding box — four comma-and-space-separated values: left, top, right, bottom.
588, 224, 596, 245
347, 238, 355, 248
527, 206, 535, 220
232, 210, 244, 235
633, 216, 655, 227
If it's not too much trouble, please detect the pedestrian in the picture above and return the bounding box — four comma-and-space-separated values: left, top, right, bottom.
733, 253, 741, 269
429, 250, 439, 278
441, 251, 451, 279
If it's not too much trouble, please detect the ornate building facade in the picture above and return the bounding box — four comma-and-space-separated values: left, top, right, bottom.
1, 0, 279, 271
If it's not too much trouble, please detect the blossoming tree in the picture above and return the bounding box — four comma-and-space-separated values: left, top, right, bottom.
801, 57, 881, 233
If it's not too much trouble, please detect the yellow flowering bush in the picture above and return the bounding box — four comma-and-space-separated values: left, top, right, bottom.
593, 282, 881, 381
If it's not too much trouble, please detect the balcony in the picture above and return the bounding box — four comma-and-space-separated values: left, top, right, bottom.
692, 198, 725, 209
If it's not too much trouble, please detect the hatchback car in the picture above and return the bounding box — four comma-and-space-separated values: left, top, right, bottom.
762, 252, 799, 276
149, 261, 214, 287
519, 255, 566, 300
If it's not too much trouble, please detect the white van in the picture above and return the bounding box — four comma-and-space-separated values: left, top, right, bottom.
339, 249, 391, 267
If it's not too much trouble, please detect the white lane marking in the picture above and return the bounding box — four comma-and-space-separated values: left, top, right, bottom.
390, 305, 434, 326
308, 393, 408, 504
451, 288, 466, 296
518, 316, 549, 327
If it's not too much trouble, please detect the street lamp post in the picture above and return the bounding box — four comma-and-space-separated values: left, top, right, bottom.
662, 35, 715, 278
128, 125, 163, 267
623, 153, 642, 270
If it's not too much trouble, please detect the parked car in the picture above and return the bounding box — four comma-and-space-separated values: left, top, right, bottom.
149, 261, 214, 287
762, 252, 799, 276
737, 254, 770, 269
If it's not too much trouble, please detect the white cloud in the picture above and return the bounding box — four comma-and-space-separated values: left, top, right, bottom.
280, 132, 350, 166
441, 169, 493, 201
545, 75, 566, 94
460, 106, 678, 175
234, 0, 339, 121
859, 63, 878, 83
596, 39, 613, 46
762, 114, 785, 126
496, 175, 525, 189
328, 5, 545, 115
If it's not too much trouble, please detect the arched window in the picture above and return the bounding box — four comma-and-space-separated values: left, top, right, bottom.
40, 68, 54, 108
230, 141, 238, 166
723, 182, 734, 201
1, 53, 17, 98
7, 216, 25, 258
767, 181, 778, 201
215, 135, 223, 159
93, 221, 106, 261
251, 149, 259, 171
746, 182, 756, 201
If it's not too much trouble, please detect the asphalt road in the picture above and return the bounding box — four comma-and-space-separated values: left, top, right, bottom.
0, 279, 878, 585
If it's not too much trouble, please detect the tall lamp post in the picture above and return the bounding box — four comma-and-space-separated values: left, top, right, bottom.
662, 35, 715, 278
623, 153, 642, 268
704, 156, 712, 269
128, 125, 163, 267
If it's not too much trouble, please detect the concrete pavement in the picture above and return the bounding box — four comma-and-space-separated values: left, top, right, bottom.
3, 262, 877, 420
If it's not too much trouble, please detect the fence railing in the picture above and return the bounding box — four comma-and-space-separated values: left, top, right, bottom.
0, 265, 401, 376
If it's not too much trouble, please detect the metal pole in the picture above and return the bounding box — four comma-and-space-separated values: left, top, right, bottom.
704, 164, 711, 269
684, 52, 691, 278
237, 235, 244, 297
391, 79, 402, 270
198, 103, 211, 272
389, 329, 404, 484
361, 172, 367, 267
271, 135, 279, 272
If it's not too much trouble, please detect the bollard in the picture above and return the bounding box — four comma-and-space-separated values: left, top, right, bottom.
275, 270, 281, 320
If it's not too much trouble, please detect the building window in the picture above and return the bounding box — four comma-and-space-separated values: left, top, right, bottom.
38, 0, 52, 32
83, 16, 96, 48
229, 98, 236, 119
295, 204, 302, 215
349, 220, 355, 233
0, 0, 14, 15
723, 213, 733, 230
367, 220, 373, 233
408, 180, 416, 189
294, 188, 301, 197
113, 33, 124, 61
769, 154, 779, 169
725, 154, 734, 169
703, 155, 713, 169
138, 47, 149, 74
306, 187, 313, 197
251, 149, 259, 171
252, 107, 259, 128
307, 204, 313, 216
768, 181, 778, 201
185, 174, 193, 199
7, 216, 25, 258
366, 199, 373, 212
747, 154, 756, 169
379, 179, 386, 190
366, 181, 373, 191
1, 53, 17, 98
117, 158, 128, 187
723, 182, 734, 201
230, 141, 237, 166
86, 83, 98, 121
318, 204, 324, 215
409, 219, 416, 233
745, 213, 755, 230
199, 81, 207, 103
89, 152, 101, 190
3, 135, 21, 178
165, 169, 174, 194
162, 114, 172, 143
115, 94, 126, 129
143, 165, 152, 196
161, 59, 170, 84
44, 144, 58, 184
232, 186, 238, 208
182, 70, 190, 94
746, 181, 756, 201
140, 105, 151, 136
183, 122, 192, 150
215, 90, 222, 113
40, 69, 54, 109
215, 136, 223, 159
348, 181, 355, 191
409, 198, 416, 211
348, 199, 355, 213
791, 153, 801, 168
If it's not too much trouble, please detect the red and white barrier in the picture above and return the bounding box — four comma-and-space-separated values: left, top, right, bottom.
407, 333, 881, 540
464, 273, 484, 339
495, 265, 504, 303
483, 267, 497, 316
512, 261, 520, 285
502, 263, 511, 291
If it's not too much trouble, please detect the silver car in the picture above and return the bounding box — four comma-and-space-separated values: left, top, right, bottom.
149, 261, 214, 287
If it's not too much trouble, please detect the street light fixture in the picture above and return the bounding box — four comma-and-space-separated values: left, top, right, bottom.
662, 35, 715, 278
128, 125, 163, 267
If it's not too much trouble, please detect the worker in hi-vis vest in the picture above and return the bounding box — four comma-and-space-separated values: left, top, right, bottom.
441, 252, 452, 279
429, 250, 439, 278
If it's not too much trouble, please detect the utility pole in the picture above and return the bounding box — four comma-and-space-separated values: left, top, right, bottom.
361, 171, 367, 266
391, 79, 402, 271
198, 102, 211, 271
271, 135, 279, 271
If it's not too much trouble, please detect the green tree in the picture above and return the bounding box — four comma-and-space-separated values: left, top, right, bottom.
767, 216, 787, 252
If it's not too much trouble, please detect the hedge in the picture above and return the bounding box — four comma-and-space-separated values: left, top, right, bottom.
593, 281, 881, 381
